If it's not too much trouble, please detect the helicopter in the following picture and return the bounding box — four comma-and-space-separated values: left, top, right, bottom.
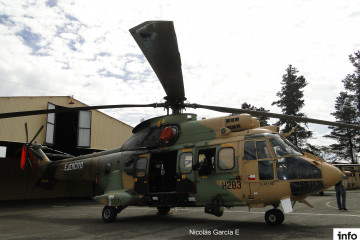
1, 21, 359, 225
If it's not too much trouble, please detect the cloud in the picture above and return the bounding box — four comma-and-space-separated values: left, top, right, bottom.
0, 0, 359, 147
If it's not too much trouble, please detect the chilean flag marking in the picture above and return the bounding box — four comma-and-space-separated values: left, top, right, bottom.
248, 175, 256, 180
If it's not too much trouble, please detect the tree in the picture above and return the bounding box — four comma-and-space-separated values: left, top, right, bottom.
342, 51, 360, 117
325, 91, 358, 163
271, 65, 312, 147
241, 102, 270, 126
326, 51, 360, 162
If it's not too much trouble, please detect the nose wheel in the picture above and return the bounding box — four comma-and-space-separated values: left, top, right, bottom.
265, 209, 284, 225
102, 206, 125, 223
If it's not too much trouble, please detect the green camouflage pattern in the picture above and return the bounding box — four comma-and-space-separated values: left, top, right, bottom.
27, 113, 342, 214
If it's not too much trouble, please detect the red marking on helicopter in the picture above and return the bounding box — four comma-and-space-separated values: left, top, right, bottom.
160, 127, 174, 141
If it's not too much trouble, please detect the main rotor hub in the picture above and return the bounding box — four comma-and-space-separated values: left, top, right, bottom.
164, 96, 187, 114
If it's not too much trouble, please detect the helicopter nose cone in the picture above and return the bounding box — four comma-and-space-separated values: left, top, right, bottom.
322, 163, 342, 189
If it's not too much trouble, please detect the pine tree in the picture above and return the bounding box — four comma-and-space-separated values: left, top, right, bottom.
271, 65, 312, 147
326, 51, 360, 162
241, 102, 270, 126
342, 51, 360, 117
342, 51, 360, 153
325, 91, 358, 163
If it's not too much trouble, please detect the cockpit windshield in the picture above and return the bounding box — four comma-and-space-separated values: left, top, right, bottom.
269, 136, 302, 157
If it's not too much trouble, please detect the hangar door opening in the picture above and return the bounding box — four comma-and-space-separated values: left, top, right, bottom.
45, 103, 91, 155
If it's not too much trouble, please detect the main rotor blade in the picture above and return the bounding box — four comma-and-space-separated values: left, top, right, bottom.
0, 103, 164, 119
130, 21, 185, 104
188, 103, 360, 130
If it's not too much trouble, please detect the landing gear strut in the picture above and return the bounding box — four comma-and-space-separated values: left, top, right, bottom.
265, 209, 284, 225
102, 206, 125, 223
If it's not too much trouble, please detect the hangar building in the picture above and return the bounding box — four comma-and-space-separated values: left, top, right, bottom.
0, 96, 133, 200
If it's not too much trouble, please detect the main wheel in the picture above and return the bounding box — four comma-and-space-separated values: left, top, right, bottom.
157, 206, 171, 215
214, 205, 224, 217
265, 209, 284, 225
102, 206, 118, 223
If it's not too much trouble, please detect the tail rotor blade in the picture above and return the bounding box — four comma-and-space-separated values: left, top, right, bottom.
24, 123, 29, 143
29, 125, 44, 144
20, 145, 27, 170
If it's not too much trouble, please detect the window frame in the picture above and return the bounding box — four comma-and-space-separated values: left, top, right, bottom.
77, 110, 92, 148
45, 102, 56, 145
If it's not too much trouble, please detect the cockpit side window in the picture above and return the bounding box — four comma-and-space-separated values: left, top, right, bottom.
244, 140, 272, 160
244, 139, 274, 180
244, 141, 256, 160
269, 137, 302, 157
256, 141, 271, 159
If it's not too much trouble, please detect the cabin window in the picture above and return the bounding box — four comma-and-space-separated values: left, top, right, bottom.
276, 157, 321, 180
179, 152, 193, 174
218, 148, 235, 170
136, 157, 147, 177
258, 160, 274, 180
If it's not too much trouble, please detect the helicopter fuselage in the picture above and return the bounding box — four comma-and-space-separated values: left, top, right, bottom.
31, 113, 342, 222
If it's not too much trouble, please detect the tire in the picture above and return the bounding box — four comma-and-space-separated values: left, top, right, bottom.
265, 209, 284, 225
157, 206, 171, 215
214, 206, 224, 217
102, 206, 117, 223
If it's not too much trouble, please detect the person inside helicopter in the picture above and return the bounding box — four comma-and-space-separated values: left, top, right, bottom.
195, 148, 216, 176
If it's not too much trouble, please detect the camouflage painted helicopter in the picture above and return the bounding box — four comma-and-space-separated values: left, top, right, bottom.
1, 21, 359, 225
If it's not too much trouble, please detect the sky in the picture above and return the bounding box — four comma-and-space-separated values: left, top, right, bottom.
0, 0, 360, 147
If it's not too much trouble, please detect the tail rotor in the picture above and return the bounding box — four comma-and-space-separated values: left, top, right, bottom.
20, 123, 44, 171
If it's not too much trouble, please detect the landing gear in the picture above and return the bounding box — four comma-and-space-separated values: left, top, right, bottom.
205, 203, 224, 217
102, 206, 125, 223
265, 209, 284, 225
157, 206, 171, 215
